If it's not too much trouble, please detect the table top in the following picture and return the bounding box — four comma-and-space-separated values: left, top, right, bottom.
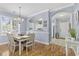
14, 35, 30, 41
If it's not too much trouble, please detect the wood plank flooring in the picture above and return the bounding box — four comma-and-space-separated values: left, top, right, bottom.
0, 42, 75, 56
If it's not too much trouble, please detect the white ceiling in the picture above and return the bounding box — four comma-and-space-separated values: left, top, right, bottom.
0, 3, 73, 18
53, 12, 71, 22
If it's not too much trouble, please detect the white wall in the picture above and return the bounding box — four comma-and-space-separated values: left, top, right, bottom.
20, 19, 27, 34
0, 35, 8, 44
59, 22, 69, 38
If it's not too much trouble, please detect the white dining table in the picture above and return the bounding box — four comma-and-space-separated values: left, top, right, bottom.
14, 35, 30, 55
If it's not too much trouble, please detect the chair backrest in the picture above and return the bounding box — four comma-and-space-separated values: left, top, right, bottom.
7, 33, 15, 46
26, 33, 35, 47
27, 33, 35, 41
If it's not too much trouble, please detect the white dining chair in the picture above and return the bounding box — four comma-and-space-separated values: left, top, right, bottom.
7, 33, 18, 55
25, 33, 35, 55
7, 33, 24, 55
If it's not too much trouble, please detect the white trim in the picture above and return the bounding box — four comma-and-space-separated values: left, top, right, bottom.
27, 4, 74, 18
50, 3, 74, 12
0, 42, 8, 45
35, 40, 49, 45
27, 9, 49, 18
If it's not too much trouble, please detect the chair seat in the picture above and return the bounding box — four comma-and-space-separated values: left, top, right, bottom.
26, 41, 33, 44
23, 41, 33, 47
26, 44, 33, 47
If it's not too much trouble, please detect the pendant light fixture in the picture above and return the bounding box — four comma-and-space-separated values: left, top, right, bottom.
17, 6, 24, 24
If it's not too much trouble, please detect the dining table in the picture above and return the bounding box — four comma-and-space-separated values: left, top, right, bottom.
14, 35, 30, 55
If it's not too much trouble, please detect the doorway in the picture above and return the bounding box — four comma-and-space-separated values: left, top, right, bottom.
51, 12, 72, 41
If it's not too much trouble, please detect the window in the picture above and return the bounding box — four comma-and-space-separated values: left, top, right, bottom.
0, 15, 12, 35
35, 18, 43, 31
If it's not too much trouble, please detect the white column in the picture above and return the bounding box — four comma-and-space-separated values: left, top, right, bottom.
1, 17, 2, 33
10, 19, 13, 32
0, 18, 1, 35
70, 13, 73, 28
65, 38, 68, 56
18, 23, 20, 34
19, 41, 21, 55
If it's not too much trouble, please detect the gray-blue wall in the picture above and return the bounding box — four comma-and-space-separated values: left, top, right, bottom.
0, 35, 8, 43
20, 19, 27, 34
26, 11, 49, 44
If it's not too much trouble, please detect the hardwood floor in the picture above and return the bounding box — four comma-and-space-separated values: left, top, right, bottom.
0, 42, 75, 56
0, 44, 9, 56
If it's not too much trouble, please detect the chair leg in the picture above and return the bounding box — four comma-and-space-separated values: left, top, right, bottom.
10, 46, 13, 55
21, 45, 23, 55
26, 47, 28, 56
12, 46, 15, 55
9, 47, 12, 55
8, 44, 12, 56
31, 46, 32, 50
22, 46, 23, 51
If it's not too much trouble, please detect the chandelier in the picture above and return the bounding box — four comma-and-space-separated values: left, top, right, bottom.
14, 6, 24, 24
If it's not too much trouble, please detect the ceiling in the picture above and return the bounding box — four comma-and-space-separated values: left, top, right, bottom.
53, 12, 71, 22
0, 3, 73, 18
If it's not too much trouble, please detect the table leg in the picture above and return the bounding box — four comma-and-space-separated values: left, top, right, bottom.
65, 43, 68, 56
77, 47, 78, 56
19, 41, 21, 55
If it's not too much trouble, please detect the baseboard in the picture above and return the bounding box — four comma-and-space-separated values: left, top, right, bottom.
0, 40, 49, 45
35, 40, 49, 45
0, 42, 8, 45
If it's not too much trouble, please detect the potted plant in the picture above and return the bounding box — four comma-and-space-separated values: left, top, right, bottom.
69, 28, 76, 40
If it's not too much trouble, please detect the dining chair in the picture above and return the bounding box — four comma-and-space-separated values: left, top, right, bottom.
7, 33, 24, 55
25, 33, 35, 55
7, 33, 18, 55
